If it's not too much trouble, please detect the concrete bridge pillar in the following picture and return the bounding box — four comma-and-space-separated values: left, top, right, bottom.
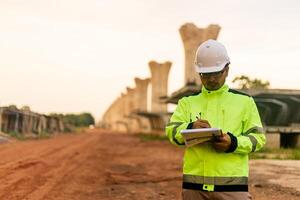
116, 94, 129, 132
134, 78, 150, 112
179, 23, 221, 85
102, 96, 124, 131
126, 87, 136, 114
149, 61, 172, 113
125, 87, 140, 133
134, 77, 151, 132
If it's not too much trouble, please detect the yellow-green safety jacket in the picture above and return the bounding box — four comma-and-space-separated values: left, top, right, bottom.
165, 84, 266, 192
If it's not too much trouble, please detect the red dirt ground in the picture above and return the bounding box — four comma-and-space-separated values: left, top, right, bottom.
0, 129, 299, 200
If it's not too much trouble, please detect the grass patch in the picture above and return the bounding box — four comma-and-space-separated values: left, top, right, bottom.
8, 131, 25, 140
8, 131, 52, 140
73, 127, 87, 134
137, 134, 168, 142
250, 147, 300, 160
37, 132, 51, 139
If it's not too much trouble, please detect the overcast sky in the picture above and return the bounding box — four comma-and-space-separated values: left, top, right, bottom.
1, 0, 300, 121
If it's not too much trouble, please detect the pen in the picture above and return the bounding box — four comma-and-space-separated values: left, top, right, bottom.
196, 112, 201, 120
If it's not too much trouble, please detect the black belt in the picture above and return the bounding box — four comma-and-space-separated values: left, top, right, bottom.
183, 182, 248, 192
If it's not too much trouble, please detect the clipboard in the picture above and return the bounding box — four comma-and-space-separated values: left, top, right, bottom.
180, 128, 222, 147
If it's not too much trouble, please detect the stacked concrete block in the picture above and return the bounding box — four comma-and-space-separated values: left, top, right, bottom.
37, 115, 47, 134
265, 133, 281, 148
0, 106, 64, 135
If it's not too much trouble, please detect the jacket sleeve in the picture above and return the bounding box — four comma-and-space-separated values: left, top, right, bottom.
229, 97, 266, 154
165, 98, 191, 146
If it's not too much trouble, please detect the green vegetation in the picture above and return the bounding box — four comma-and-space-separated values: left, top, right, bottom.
73, 127, 87, 134
137, 134, 168, 142
37, 131, 51, 139
8, 131, 25, 140
8, 131, 52, 140
232, 75, 270, 89
63, 113, 95, 127
250, 147, 300, 160
50, 112, 95, 127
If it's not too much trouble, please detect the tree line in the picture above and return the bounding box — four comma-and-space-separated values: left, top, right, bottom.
232, 75, 270, 89
50, 112, 95, 127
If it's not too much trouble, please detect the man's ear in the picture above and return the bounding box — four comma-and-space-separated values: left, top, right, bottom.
225, 67, 229, 77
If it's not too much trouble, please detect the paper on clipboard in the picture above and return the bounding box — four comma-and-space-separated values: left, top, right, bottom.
181, 128, 222, 139
183, 137, 212, 147
180, 128, 222, 147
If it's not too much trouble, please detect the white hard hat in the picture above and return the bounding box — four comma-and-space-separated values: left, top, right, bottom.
194, 39, 230, 73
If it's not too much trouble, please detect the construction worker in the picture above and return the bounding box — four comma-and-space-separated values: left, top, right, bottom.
166, 39, 266, 200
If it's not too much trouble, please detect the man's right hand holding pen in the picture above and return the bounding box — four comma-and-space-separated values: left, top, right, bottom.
192, 113, 211, 129
192, 119, 211, 129
190, 117, 233, 152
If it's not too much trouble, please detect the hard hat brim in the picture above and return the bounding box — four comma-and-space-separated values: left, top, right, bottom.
195, 62, 227, 73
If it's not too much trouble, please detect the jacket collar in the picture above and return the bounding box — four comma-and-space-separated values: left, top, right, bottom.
201, 84, 229, 96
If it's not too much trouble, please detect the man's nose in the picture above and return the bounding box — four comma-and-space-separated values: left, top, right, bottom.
207, 75, 218, 81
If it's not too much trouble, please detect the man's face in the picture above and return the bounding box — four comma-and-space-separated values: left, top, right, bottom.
199, 67, 229, 91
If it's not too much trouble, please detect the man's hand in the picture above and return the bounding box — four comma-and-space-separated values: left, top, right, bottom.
213, 133, 232, 152
192, 119, 211, 129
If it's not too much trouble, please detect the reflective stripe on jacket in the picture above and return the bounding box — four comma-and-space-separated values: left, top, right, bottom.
165, 84, 266, 191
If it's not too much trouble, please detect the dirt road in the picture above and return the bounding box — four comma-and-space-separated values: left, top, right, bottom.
0, 129, 299, 200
